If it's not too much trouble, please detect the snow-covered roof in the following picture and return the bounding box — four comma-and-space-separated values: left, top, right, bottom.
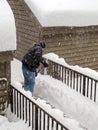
0, 0, 16, 52
24, 0, 98, 27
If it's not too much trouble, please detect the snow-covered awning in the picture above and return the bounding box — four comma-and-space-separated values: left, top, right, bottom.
24, 0, 98, 27
0, 0, 16, 52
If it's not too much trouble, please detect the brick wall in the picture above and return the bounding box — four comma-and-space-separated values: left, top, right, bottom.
41, 26, 98, 71
0, 51, 13, 111
7, 0, 98, 71
7, 0, 42, 60
0, 51, 13, 82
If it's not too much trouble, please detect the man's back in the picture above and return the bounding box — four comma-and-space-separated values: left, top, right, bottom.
22, 43, 42, 71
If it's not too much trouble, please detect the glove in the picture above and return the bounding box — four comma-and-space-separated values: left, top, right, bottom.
43, 62, 48, 67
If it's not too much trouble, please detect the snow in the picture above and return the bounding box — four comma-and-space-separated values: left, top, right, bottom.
1, 1, 98, 130
1, 53, 96, 130
0, 112, 31, 130
1, 53, 98, 130
24, 0, 98, 27
0, 0, 16, 52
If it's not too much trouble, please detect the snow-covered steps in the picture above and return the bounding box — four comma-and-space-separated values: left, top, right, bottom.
10, 82, 86, 130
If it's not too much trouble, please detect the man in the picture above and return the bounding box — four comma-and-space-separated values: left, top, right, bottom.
22, 42, 48, 96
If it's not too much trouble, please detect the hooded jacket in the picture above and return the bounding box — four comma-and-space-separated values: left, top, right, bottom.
22, 43, 47, 72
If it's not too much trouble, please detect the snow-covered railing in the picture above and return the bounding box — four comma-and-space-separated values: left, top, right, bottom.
9, 85, 69, 130
45, 58, 98, 103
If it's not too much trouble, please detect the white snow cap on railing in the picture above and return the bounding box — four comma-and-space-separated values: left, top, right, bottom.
0, 0, 16, 52
24, 0, 98, 27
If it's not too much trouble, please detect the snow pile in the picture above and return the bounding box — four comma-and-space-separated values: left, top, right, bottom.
24, 0, 98, 26
35, 74, 98, 130
0, 114, 31, 130
10, 82, 85, 130
43, 53, 98, 79
10, 53, 98, 130
0, 0, 16, 52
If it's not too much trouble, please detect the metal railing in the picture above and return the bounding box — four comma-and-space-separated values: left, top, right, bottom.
45, 58, 98, 103
9, 85, 69, 130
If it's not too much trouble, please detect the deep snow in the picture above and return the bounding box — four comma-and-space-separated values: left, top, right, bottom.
10, 53, 98, 130
1, 1, 98, 130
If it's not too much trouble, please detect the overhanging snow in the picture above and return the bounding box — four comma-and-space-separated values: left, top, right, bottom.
24, 0, 98, 27
0, 0, 16, 52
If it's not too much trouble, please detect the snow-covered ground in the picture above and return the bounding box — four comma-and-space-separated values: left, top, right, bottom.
0, 112, 31, 130
1, 53, 98, 130
6, 53, 98, 130
1, 1, 98, 130
0, 54, 86, 130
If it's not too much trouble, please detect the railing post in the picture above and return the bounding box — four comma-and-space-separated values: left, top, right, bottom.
94, 81, 97, 102
35, 105, 38, 130
8, 85, 13, 112
83, 76, 86, 96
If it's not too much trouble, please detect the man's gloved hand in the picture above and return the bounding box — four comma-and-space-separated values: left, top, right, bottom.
43, 62, 48, 67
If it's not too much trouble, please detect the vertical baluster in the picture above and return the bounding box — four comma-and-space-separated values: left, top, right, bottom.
76, 73, 78, 91
50, 61, 52, 76
32, 102, 34, 130
52, 62, 54, 77
28, 100, 31, 126
63, 67, 65, 83
49, 61, 52, 76
79, 74, 82, 93
32, 103, 34, 130
56, 122, 58, 130
61, 125, 63, 130
47, 60, 49, 75
10, 86, 13, 113
57, 64, 59, 80
52, 62, 54, 78
55, 63, 57, 79
60, 66, 63, 82
61, 66, 63, 82
83, 76, 86, 96
35, 105, 38, 130
25, 98, 27, 123
94, 81, 97, 102
47, 115, 49, 130
90, 79, 93, 100
43, 112, 45, 130
54, 63, 56, 79
86, 78, 89, 98
73, 72, 75, 89
14, 89, 16, 114
58, 64, 60, 80
70, 71, 72, 88
39, 109, 41, 130
51, 118, 54, 130
67, 70, 69, 86
17, 91, 19, 117
23, 95, 24, 120
20, 93, 21, 119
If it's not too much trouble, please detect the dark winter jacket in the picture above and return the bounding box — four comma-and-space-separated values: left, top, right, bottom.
22, 43, 48, 72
